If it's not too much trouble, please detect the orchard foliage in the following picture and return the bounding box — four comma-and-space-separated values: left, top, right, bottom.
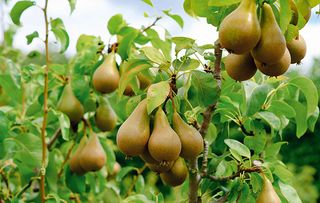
0, 0, 320, 202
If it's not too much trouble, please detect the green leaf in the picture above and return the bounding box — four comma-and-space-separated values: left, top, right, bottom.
5, 133, 41, 184
255, 111, 281, 130
286, 100, 308, 138
246, 84, 273, 116
65, 165, 86, 193
190, 71, 219, 107
173, 58, 200, 71
0, 73, 22, 105
215, 160, 233, 177
308, 106, 319, 132
103, 142, 116, 173
10, 1, 35, 26
244, 128, 267, 154
208, 0, 240, 6
51, 109, 70, 141
51, 18, 69, 53
135, 175, 145, 193
279, 0, 291, 33
224, 139, 251, 159
172, 37, 195, 54
265, 142, 287, 158
68, 0, 76, 13
117, 30, 139, 60
267, 100, 296, 118
163, 10, 184, 28
206, 123, 217, 145
140, 46, 167, 65
107, 14, 127, 35
26, 31, 39, 45
123, 194, 153, 203
0, 111, 9, 141
116, 166, 137, 182
142, 0, 153, 7
279, 181, 302, 203
289, 76, 318, 117
145, 29, 172, 61
147, 81, 170, 114
118, 59, 151, 96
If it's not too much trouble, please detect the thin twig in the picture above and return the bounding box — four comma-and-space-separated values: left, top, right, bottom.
125, 164, 147, 197
203, 166, 262, 182
142, 17, 162, 33
0, 170, 10, 195
57, 142, 76, 178
40, 0, 50, 201
47, 128, 61, 150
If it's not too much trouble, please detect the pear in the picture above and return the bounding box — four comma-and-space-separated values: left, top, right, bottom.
92, 51, 120, 94
252, 4, 286, 64
57, 83, 84, 125
147, 162, 174, 173
219, 0, 261, 54
256, 175, 281, 203
79, 133, 106, 172
172, 111, 203, 160
138, 73, 151, 90
117, 99, 150, 156
148, 108, 181, 162
95, 97, 117, 132
160, 158, 188, 187
255, 48, 291, 77
140, 149, 173, 173
70, 135, 88, 175
287, 35, 306, 64
225, 53, 257, 81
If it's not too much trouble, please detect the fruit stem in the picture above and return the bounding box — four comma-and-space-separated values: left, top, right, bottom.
40, 0, 50, 201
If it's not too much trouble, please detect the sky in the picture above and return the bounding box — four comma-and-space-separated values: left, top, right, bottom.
1, 0, 319, 72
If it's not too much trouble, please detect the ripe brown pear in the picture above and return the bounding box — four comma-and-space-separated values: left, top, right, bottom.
70, 135, 87, 175
148, 108, 181, 162
92, 51, 120, 94
95, 98, 117, 132
287, 35, 307, 64
172, 111, 203, 160
138, 73, 151, 90
225, 53, 257, 81
160, 158, 188, 187
252, 4, 286, 64
57, 83, 84, 125
117, 99, 150, 156
140, 149, 173, 173
79, 133, 106, 172
256, 175, 281, 203
255, 48, 291, 77
219, 0, 261, 54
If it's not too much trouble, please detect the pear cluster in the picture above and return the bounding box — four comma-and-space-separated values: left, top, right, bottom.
116, 99, 204, 186
219, 0, 307, 81
69, 133, 106, 175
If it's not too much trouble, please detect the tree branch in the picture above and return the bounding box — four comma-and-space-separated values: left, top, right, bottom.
47, 128, 61, 150
40, 0, 50, 201
188, 41, 223, 203
202, 166, 262, 182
